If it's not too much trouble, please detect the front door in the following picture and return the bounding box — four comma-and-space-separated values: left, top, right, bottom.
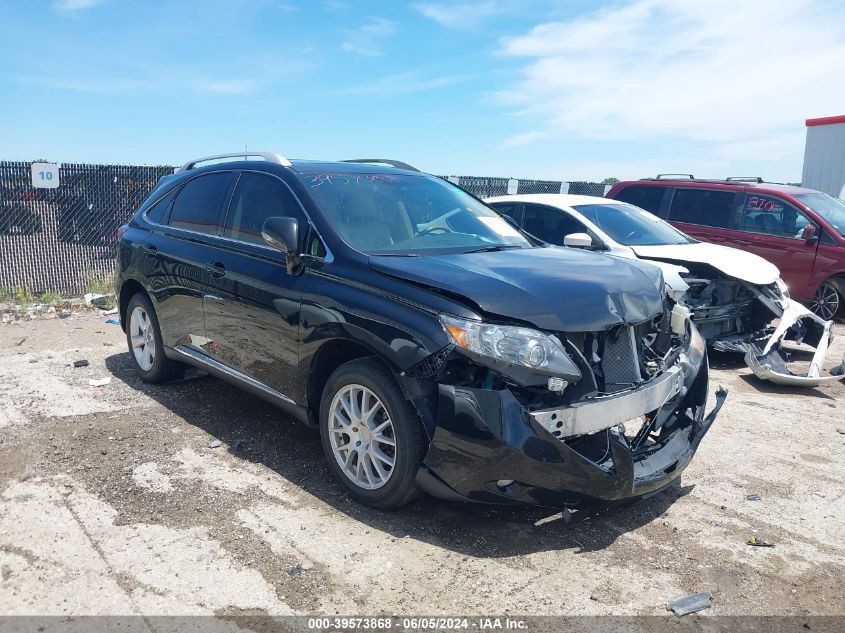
729, 193, 819, 299
202, 171, 308, 397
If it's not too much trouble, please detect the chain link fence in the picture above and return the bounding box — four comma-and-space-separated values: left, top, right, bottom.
0, 160, 609, 297
0, 162, 173, 297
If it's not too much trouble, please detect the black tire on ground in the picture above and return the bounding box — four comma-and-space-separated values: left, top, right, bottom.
811, 280, 843, 321
319, 357, 426, 509
125, 292, 184, 383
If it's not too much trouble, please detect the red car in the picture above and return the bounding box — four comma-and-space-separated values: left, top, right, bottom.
607, 176, 845, 320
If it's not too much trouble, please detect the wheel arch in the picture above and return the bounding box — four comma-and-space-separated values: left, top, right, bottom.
825, 274, 845, 296
305, 338, 392, 428
118, 279, 148, 332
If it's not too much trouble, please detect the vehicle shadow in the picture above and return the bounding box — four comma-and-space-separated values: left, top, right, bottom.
737, 374, 838, 399
708, 350, 746, 370
106, 352, 697, 558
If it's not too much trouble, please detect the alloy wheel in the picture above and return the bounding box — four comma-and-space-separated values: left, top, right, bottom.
811, 282, 840, 320
129, 305, 156, 371
328, 384, 397, 490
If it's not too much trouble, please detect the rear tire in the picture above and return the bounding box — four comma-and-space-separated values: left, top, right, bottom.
125, 292, 183, 383
319, 358, 426, 509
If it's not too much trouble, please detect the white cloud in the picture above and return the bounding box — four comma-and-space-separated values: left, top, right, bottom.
497, 0, 845, 154
54, 0, 103, 10
341, 17, 397, 56
19, 74, 259, 96
414, 1, 507, 29
499, 130, 546, 148
193, 79, 257, 95
329, 71, 468, 96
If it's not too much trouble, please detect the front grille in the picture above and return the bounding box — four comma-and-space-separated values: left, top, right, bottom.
563, 324, 651, 394
601, 326, 642, 391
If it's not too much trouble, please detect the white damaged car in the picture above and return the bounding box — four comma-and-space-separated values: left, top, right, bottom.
486, 194, 840, 386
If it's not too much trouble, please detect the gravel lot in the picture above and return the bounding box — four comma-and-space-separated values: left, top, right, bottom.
0, 312, 843, 617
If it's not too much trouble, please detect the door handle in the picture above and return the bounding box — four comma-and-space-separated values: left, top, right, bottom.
205, 261, 227, 278
143, 244, 158, 257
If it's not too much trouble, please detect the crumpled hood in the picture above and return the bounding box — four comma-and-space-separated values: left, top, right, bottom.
630, 242, 780, 286
370, 247, 665, 332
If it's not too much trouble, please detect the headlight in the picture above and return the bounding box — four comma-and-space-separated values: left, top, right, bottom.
775, 277, 790, 298
439, 314, 581, 379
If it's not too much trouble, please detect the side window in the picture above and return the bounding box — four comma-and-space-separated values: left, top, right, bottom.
614, 186, 666, 215
491, 203, 519, 221
668, 188, 735, 228
223, 172, 306, 245
168, 172, 233, 235
738, 195, 814, 239
145, 188, 178, 224
522, 204, 587, 245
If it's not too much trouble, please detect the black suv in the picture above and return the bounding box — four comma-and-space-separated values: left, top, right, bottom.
115, 153, 724, 509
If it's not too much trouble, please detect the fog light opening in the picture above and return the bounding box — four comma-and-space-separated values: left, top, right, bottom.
496, 479, 515, 490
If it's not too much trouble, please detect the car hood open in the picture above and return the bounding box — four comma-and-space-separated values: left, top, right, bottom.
630, 242, 780, 286
370, 247, 664, 332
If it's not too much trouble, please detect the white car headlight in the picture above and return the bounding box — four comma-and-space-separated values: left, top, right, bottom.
439, 314, 581, 378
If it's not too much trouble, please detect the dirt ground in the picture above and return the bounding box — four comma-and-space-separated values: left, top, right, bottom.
0, 312, 843, 618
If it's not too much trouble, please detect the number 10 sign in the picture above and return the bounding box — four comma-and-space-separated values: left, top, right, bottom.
31, 162, 60, 189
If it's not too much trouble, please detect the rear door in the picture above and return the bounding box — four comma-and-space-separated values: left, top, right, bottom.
665, 187, 738, 244
520, 203, 594, 245
148, 171, 235, 350
202, 170, 313, 396
730, 193, 819, 298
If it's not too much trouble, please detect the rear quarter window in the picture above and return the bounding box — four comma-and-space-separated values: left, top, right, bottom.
144, 188, 178, 224
613, 185, 667, 215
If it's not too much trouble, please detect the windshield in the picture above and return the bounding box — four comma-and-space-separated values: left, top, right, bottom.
299, 173, 532, 255
572, 202, 693, 246
793, 192, 845, 237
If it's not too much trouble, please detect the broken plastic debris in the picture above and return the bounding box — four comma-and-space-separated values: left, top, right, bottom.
105, 319, 120, 325
746, 494, 761, 501
88, 377, 112, 387
744, 298, 839, 387
666, 592, 712, 616
746, 537, 775, 547
73, 359, 89, 368
208, 439, 222, 448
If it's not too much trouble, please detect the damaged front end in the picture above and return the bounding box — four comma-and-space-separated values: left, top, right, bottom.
409, 306, 726, 507
655, 261, 840, 386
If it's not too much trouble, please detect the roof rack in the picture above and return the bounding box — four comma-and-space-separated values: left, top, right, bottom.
655, 173, 694, 180
175, 152, 292, 173
726, 176, 764, 183
342, 158, 420, 172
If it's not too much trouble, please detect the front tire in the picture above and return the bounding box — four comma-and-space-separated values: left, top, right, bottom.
319, 358, 426, 509
125, 292, 183, 383
810, 281, 842, 320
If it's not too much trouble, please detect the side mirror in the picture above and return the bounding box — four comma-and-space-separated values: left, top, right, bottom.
801, 223, 817, 243
262, 216, 301, 273
564, 232, 594, 249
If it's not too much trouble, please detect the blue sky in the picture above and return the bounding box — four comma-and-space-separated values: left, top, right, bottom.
2, 0, 845, 181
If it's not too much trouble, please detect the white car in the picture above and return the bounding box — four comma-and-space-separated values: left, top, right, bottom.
486, 194, 838, 385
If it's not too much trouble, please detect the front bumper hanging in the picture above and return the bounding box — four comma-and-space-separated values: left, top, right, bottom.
417, 355, 726, 508
744, 298, 842, 387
